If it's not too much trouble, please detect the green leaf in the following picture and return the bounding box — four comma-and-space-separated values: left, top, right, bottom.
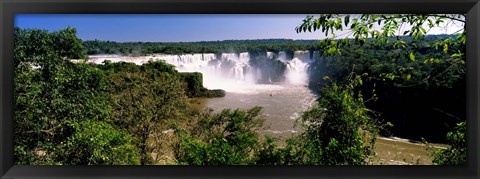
428, 19, 434, 28
386, 122, 394, 127
326, 47, 337, 55
443, 44, 449, 53
406, 74, 411, 80
336, 17, 342, 28
420, 27, 427, 34
409, 52, 415, 61
344, 15, 350, 26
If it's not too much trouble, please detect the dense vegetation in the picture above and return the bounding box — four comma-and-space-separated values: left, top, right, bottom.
297, 14, 466, 165
14, 13, 467, 166
83, 39, 321, 56
255, 76, 379, 165
307, 35, 465, 143
14, 27, 225, 164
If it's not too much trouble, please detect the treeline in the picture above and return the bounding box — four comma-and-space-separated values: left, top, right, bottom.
83, 35, 454, 56
83, 39, 322, 56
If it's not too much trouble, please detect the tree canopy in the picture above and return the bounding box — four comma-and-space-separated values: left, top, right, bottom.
296, 14, 466, 165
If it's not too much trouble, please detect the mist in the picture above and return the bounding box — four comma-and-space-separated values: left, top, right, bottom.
87, 50, 318, 93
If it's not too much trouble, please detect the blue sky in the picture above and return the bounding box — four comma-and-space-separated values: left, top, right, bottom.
15, 14, 464, 42
15, 14, 326, 42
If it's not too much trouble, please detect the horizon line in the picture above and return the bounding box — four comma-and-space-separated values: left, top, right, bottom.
82, 34, 455, 43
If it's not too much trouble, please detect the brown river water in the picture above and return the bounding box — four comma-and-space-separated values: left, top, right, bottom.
192, 82, 449, 165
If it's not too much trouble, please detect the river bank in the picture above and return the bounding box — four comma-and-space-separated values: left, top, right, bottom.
374, 137, 449, 165
189, 89, 450, 165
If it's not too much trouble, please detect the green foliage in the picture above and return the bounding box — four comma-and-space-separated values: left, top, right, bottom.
299, 14, 466, 89
103, 61, 191, 164
14, 27, 110, 165
175, 107, 264, 165
308, 35, 464, 90
180, 72, 226, 98
180, 72, 205, 97
14, 28, 196, 165
62, 120, 141, 165
294, 76, 379, 165
302, 15, 466, 144
432, 121, 466, 165
254, 136, 285, 165
296, 14, 464, 56
254, 76, 379, 165
200, 89, 226, 98
83, 39, 323, 56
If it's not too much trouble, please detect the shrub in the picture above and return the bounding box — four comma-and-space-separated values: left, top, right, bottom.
267, 75, 380, 165
432, 121, 466, 165
175, 107, 264, 165
61, 120, 142, 165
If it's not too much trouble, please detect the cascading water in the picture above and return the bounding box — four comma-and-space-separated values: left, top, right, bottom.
282, 51, 313, 85
285, 58, 309, 85
88, 50, 316, 93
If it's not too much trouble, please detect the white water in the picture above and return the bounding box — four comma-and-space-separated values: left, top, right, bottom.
88, 50, 318, 93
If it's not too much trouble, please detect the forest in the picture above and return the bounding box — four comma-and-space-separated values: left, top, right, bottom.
14, 14, 466, 165
83, 38, 321, 57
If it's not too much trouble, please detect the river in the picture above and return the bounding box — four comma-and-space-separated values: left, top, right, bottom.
88, 51, 448, 165
191, 87, 449, 165
191, 82, 318, 139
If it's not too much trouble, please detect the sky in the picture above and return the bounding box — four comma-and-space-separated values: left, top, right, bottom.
14, 14, 465, 42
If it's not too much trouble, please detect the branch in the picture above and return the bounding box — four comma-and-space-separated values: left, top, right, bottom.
24, 125, 60, 135
397, 75, 431, 88
430, 14, 465, 23
433, 107, 462, 121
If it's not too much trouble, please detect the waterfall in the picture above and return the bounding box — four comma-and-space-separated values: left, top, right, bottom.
277, 52, 287, 61
267, 52, 274, 59
87, 50, 317, 92
284, 58, 309, 85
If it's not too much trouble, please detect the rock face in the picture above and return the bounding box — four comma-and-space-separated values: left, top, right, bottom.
180, 72, 225, 98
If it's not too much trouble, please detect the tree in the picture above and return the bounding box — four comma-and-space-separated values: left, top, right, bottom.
104, 61, 192, 164
432, 121, 466, 165
60, 119, 141, 165
295, 75, 380, 165
296, 14, 465, 84
174, 107, 265, 165
14, 27, 139, 165
296, 14, 466, 164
